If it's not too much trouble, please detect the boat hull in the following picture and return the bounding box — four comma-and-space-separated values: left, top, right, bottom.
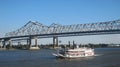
53, 53, 94, 58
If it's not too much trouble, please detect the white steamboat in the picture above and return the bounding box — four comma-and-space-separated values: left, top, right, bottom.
53, 46, 94, 58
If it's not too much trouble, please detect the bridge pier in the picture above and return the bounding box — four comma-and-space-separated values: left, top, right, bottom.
35, 37, 38, 47
26, 37, 32, 49
27, 39, 29, 45
68, 41, 71, 47
18, 41, 21, 45
27, 36, 39, 49
0, 39, 6, 48
28, 37, 31, 48
2, 39, 6, 48
0, 40, 2, 48
6, 39, 12, 49
8, 39, 12, 47
1, 39, 12, 49
2, 39, 12, 48
53, 37, 58, 48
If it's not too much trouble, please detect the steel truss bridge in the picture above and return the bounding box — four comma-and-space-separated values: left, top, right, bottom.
0, 19, 120, 48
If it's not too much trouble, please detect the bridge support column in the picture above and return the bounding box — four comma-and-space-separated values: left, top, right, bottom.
2, 39, 11, 48
27, 39, 29, 45
29, 38, 31, 48
18, 42, 21, 45
8, 39, 12, 49
0, 40, 2, 48
35, 37, 38, 47
2, 40, 6, 48
53, 37, 58, 48
68, 41, 70, 47
27, 37, 31, 49
26, 38, 31, 49
4, 39, 12, 49
9, 39, 12, 46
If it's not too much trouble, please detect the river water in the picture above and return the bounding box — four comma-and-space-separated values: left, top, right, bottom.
0, 48, 120, 67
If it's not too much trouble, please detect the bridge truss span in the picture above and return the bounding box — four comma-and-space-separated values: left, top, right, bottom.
5, 19, 120, 37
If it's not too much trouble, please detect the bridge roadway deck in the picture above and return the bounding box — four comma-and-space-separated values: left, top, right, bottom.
0, 29, 120, 40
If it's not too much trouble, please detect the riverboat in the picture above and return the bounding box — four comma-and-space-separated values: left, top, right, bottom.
53, 46, 94, 58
